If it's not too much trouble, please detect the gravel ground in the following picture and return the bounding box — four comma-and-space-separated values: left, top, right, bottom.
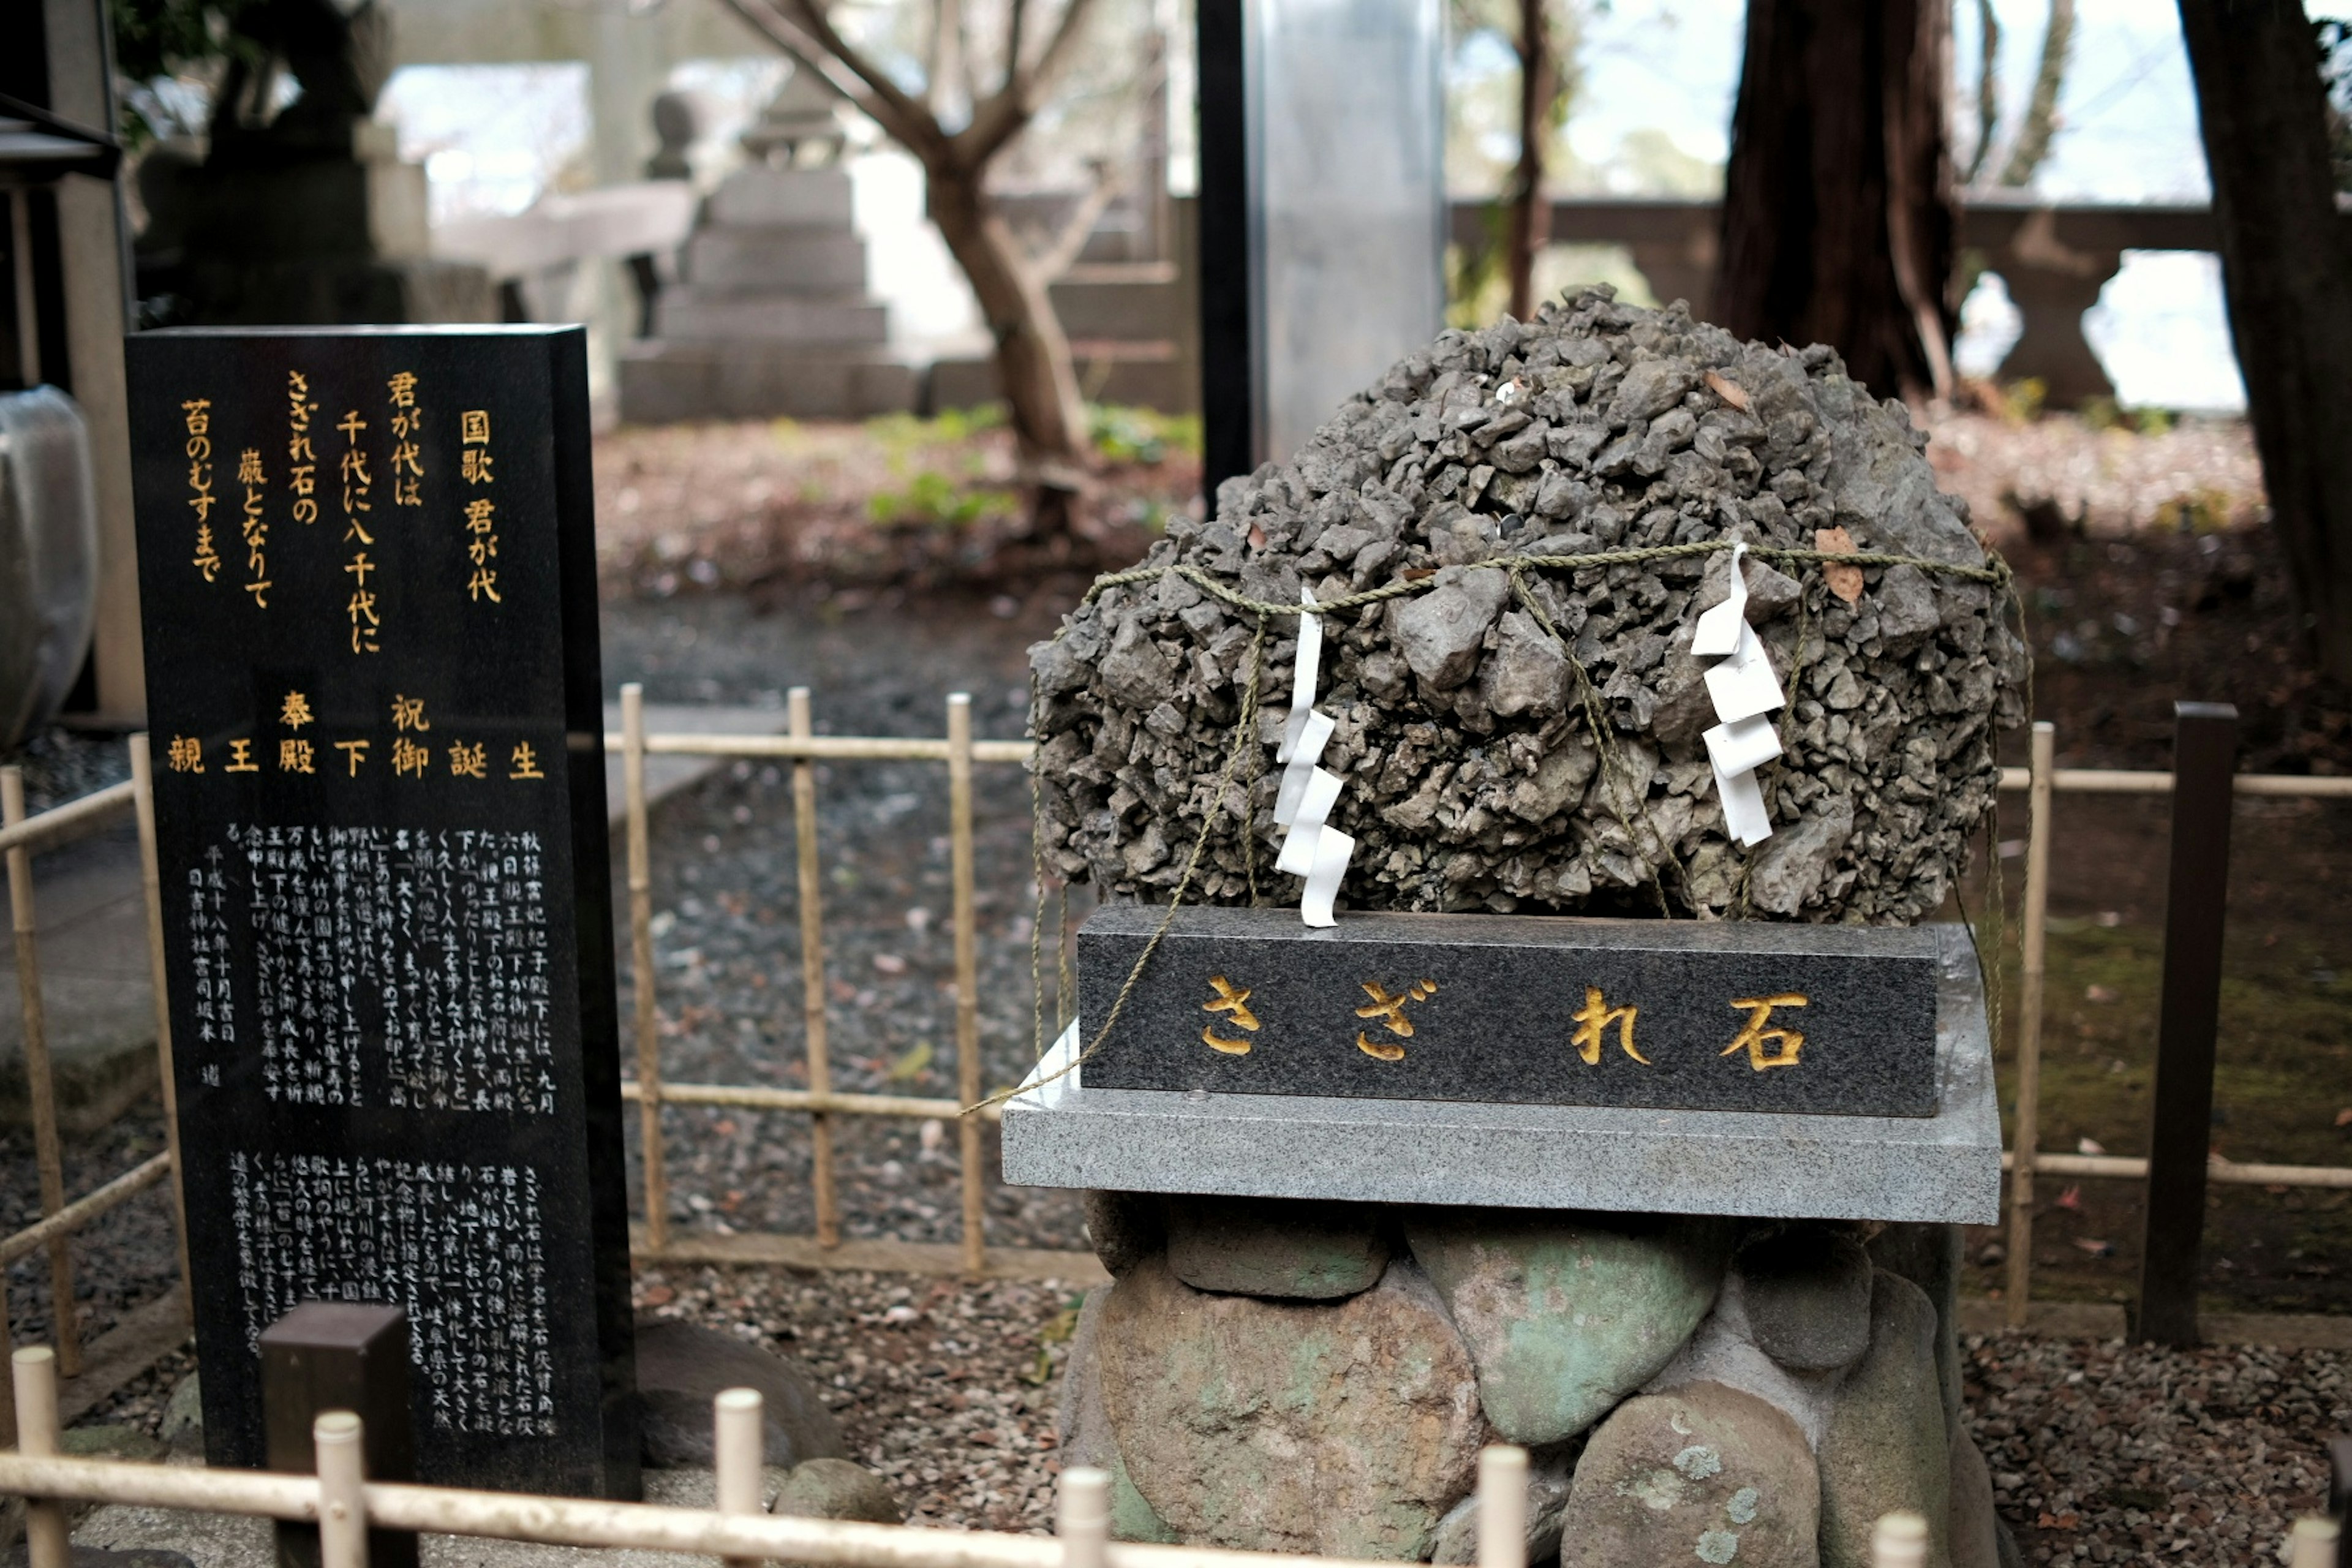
0, 1099, 181, 1351
5, 725, 135, 815
1964, 1330, 2349, 1565
602, 584, 1096, 1254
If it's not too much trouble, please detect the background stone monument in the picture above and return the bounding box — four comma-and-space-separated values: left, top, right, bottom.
619, 78, 914, 422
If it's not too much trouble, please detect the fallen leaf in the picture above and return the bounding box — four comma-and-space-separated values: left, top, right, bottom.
640, 1284, 676, 1306
2077, 1136, 2107, 1156
2071, 1237, 2116, 1257
1248, 522, 1267, 549
872, 952, 908, 975
1703, 370, 1751, 411
2054, 1185, 2082, 1210
2335, 1107, 2352, 1127
1814, 526, 1864, 604
2085, 984, 2119, 1003
886, 1040, 934, 1082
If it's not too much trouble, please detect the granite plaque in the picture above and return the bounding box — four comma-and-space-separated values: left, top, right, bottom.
1078, 905, 1940, 1117
125, 327, 638, 1498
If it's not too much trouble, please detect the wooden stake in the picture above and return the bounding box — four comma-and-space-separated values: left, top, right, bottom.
948, 695, 986, 1276
14, 1348, 69, 1568
2, 768, 78, 1376
1476, 1446, 1528, 1568
315, 1412, 370, 1568
130, 737, 195, 1325
1056, 1466, 1109, 1568
2007, 720, 2054, 1327
714, 1388, 763, 1568
791, 688, 839, 1249
622, 685, 669, 1253
2136, 702, 2238, 1346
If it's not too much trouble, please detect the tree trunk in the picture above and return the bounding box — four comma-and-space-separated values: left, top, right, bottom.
1714, 0, 1956, 403
926, 164, 1091, 537
1504, 0, 1553, 322
2177, 0, 2352, 683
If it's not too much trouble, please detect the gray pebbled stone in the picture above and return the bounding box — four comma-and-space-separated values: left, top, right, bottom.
1082, 1189, 1164, 1276
1817, 1272, 1953, 1568
1029, 289, 2024, 924
1736, 1223, 1874, 1373
1406, 1208, 1728, 1446
1163, 1193, 1390, 1299
633, 1318, 846, 1470
1057, 1286, 1183, 1543
1557, 1381, 1820, 1568
771, 1458, 905, 1523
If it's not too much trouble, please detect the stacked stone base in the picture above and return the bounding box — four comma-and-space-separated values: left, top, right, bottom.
1060, 1194, 2016, 1568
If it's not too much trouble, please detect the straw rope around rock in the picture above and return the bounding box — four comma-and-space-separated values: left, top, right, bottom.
974, 537, 2022, 1115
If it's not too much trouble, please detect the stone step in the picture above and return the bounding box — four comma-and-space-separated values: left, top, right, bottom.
652, 292, 890, 346
684, 228, 869, 294
619, 342, 919, 422
706, 167, 855, 228
1047, 262, 1185, 342
930, 343, 1193, 415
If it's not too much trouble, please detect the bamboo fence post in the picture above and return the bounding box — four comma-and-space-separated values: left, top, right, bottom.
14, 1347, 69, 1568
2, 768, 78, 1376
315, 1411, 370, 1568
0, 1273, 13, 1446
714, 1388, 763, 1568
130, 738, 194, 1324
947, 695, 985, 1276
790, 688, 839, 1249
2007, 720, 2054, 1327
622, 685, 669, 1253
1056, 1466, 1109, 1568
1869, 1512, 1929, 1568
1476, 1446, 1528, 1568
2286, 1517, 2339, 1568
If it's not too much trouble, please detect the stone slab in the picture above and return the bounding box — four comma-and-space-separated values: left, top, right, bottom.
706, 167, 856, 228
1080, 906, 1940, 1117
616, 344, 917, 423
684, 230, 868, 294
652, 293, 889, 347
1003, 923, 2000, 1225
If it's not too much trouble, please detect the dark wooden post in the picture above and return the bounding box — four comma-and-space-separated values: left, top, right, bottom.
262, 1303, 420, 1568
1196, 0, 1253, 500
2133, 701, 2238, 1347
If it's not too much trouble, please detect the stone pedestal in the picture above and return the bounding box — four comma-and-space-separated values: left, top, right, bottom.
1020, 922, 2008, 1565
619, 167, 917, 421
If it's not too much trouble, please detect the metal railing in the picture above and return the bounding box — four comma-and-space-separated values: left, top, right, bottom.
0, 1339, 2056, 1568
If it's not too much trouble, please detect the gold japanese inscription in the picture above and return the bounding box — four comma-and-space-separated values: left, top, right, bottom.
338, 405, 378, 652
391, 736, 431, 778
448, 741, 487, 779
279, 739, 314, 774
224, 738, 260, 773
1723, 994, 1807, 1071
167, 736, 203, 773
334, 739, 369, 775
236, 447, 268, 605
287, 372, 318, 526
388, 371, 423, 506
1199, 975, 1261, 1055
461, 411, 501, 603
1355, 978, 1436, 1061
279, 692, 314, 728
183, 398, 217, 581
391, 695, 430, 732
1570, 987, 1647, 1065
508, 742, 545, 780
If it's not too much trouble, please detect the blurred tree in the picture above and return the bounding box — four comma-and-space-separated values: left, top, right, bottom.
704, 0, 1122, 540
1713, 0, 1956, 402
1446, 0, 1582, 323
2176, 0, 2352, 684
1956, 0, 2076, 190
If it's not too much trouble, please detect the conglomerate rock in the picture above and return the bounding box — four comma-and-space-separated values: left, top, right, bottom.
1028, 288, 2027, 922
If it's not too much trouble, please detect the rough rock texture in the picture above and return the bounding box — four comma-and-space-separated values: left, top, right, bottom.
1870, 1222, 1966, 1442
1556, 1381, 1820, 1568
1945, 1430, 2002, 1568
1645, 1273, 1837, 1451
1427, 1444, 1578, 1565
633, 1318, 846, 1470
1082, 1189, 1165, 1277
772, 1458, 907, 1524
1817, 1273, 1953, 1568
1738, 1223, 1874, 1374
1058, 1286, 1182, 1543
1030, 290, 2026, 921
1163, 1194, 1390, 1300
1405, 1208, 1729, 1446
1097, 1254, 1487, 1558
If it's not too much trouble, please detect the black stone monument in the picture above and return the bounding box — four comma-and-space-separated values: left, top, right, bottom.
125, 326, 639, 1498
1079, 905, 1942, 1117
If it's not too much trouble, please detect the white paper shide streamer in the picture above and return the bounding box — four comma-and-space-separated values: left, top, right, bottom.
1272, 590, 1354, 926
1691, 543, 1785, 846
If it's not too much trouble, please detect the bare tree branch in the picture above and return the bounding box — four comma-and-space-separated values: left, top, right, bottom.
1005, 0, 1033, 96
1961, 0, 2001, 186
1999, 0, 2074, 187
1028, 159, 1128, 278
777, 0, 945, 154
708, 0, 914, 139
960, 0, 1101, 162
